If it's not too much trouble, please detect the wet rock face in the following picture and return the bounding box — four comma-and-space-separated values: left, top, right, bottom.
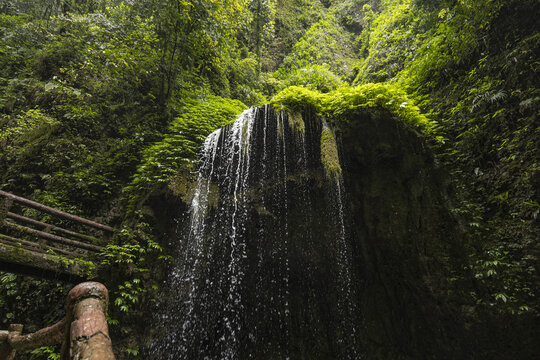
339, 109, 465, 359
150, 106, 464, 360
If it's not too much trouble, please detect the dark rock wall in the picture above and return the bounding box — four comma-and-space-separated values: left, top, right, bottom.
339, 109, 467, 359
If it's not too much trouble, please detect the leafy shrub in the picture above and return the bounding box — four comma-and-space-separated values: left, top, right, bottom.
0, 108, 59, 146
354, 0, 426, 84
353, 0, 539, 322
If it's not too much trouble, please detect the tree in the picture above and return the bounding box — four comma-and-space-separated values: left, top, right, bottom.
136, 0, 250, 104
249, 0, 276, 69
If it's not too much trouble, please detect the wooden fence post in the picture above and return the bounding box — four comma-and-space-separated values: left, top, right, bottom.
63, 282, 115, 360
1, 282, 115, 359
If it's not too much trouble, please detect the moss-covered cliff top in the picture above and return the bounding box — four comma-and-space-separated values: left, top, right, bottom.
271, 84, 431, 131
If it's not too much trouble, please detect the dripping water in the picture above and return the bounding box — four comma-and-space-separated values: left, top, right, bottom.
152, 106, 361, 359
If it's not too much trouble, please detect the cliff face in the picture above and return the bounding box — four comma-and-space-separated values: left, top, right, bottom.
339, 109, 467, 359
150, 106, 358, 359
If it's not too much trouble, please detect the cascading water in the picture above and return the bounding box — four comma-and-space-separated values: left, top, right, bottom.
153, 105, 361, 359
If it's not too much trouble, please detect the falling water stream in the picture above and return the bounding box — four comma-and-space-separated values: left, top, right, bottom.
153, 105, 360, 359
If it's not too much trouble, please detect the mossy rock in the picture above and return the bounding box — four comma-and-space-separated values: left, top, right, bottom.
320, 123, 342, 180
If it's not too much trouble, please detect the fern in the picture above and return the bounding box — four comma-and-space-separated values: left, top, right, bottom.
470, 90, 507, 112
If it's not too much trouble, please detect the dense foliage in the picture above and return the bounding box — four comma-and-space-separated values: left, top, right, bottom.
125, 95, 247, 211
0, 0, 537, 358
357, 0, 539, 319
272, 83, 429, 129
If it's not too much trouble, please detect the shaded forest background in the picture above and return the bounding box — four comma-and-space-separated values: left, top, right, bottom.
0, 0, 538, 359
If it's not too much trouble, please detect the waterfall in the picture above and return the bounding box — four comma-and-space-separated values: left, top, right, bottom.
153, 105, 361, 359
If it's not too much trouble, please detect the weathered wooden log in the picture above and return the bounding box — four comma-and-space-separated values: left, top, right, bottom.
63, 282, 115, 360
0, 324, 23, 360
1, 233, 43, 251
7, 212, 101, 244
0, 190, 114, 233
0, 242, 95, 280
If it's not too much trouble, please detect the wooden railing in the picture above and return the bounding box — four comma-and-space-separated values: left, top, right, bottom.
0, 282, 115, 360
0, 190, 115, 279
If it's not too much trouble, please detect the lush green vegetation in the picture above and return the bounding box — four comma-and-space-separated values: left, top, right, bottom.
272, 83, 430, 129
0, 0, 537, 359
357, 0, 539, 319
352, 1, 538, 357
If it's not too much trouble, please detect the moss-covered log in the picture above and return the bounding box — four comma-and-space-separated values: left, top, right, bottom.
0, 242, 95, 281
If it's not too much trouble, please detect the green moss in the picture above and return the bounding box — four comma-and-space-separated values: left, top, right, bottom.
320, 124, 342, 180
168, 163, 196, 203
287, 110, 305, 134
277, 113, 284, 139
48, 250, 96, 278
0, 241, 96, 278
272, 84, 431, 131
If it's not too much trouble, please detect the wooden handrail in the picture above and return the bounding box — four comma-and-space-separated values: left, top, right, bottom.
0, 324, 22, 360
0, 242, 92, 281
6, 212, 101, 243
0, 190, 114, 233
2, 220, 102, 252
0, 233, 81, 257
0, 282, 116, 360
0, 190, 116, 280
8, 318, 66, 351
